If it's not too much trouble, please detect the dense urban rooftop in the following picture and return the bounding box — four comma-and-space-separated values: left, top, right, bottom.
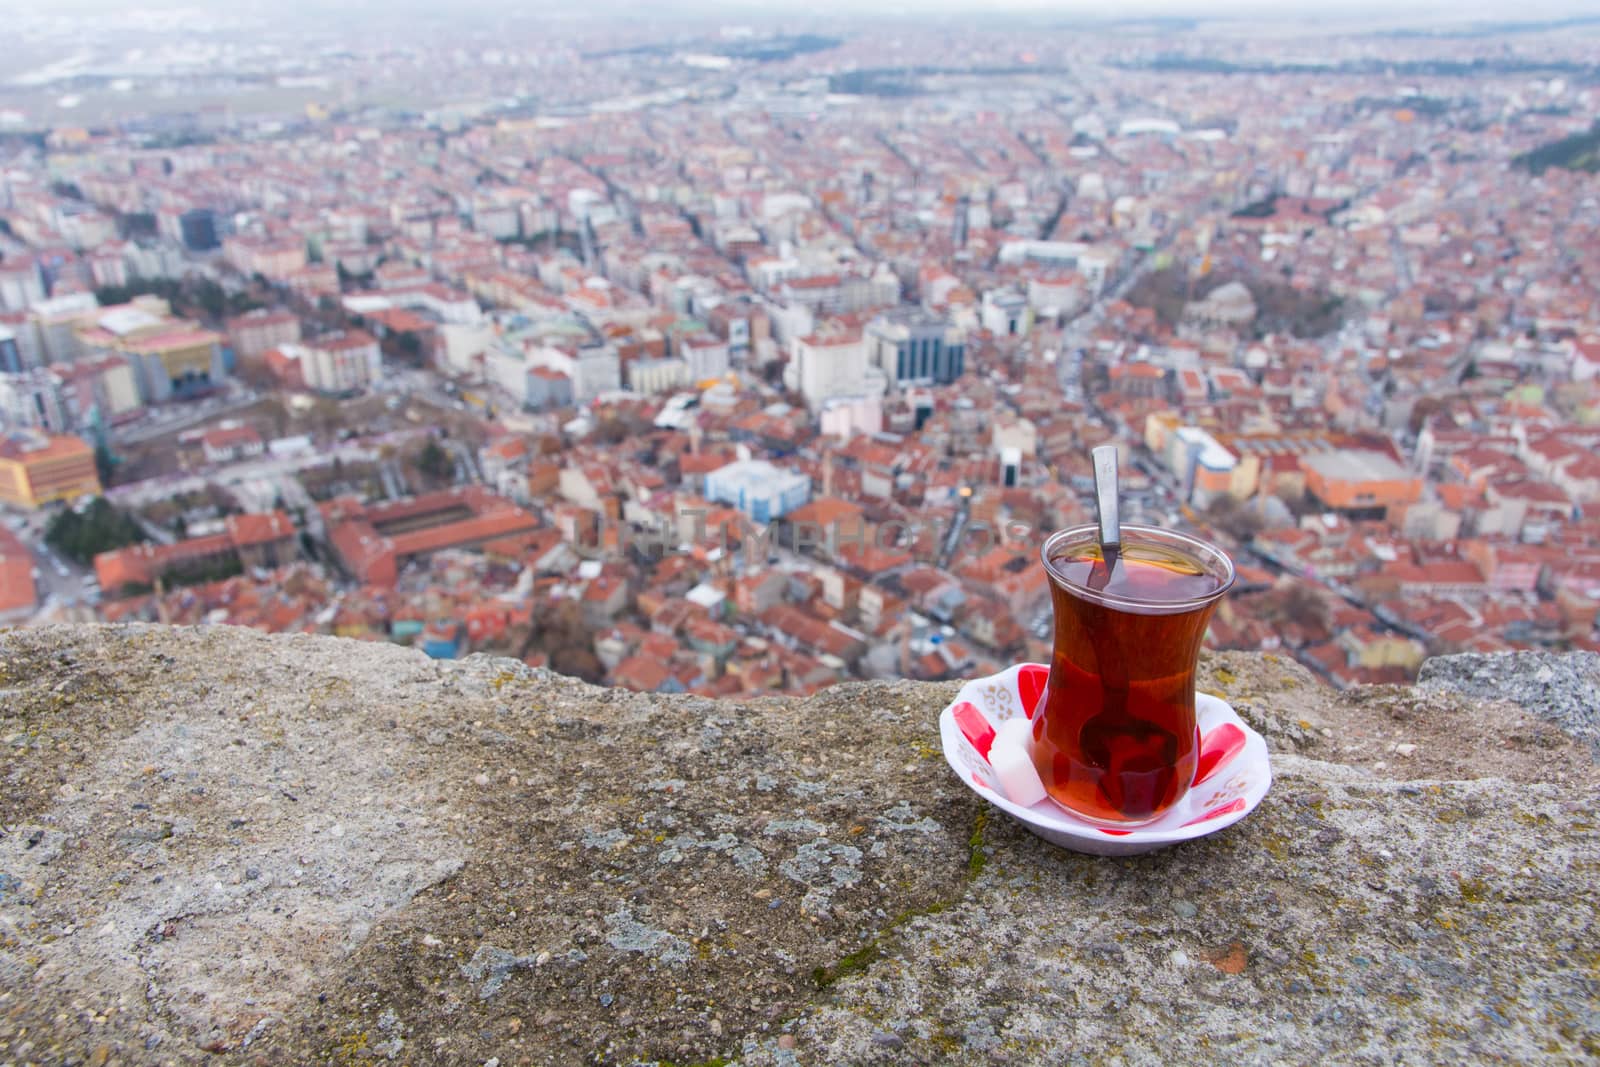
2, 11, 1600, 695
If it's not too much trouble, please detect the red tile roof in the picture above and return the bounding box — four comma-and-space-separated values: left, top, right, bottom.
226, 511, 295, 547
388, 511, 540, 557
612, 653, 671, 692
96, 511, 296, 591
203, 425, 263, 450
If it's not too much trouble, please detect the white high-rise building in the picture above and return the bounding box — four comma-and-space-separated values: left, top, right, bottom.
0, 259, 45, 312
680, 333, 730, 382
788, 326, 876, 409
0, 369, 65, 432
301, 331, 383, 394
573, 344, 621, 401
627, 357, 690, 395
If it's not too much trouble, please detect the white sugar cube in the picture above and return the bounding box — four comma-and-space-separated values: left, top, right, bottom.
996, 716, 1035, 752
989, 728, 1046, 808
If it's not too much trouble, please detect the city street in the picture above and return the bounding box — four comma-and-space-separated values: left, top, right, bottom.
4, 509, 94, 612
111, 384, 262, 446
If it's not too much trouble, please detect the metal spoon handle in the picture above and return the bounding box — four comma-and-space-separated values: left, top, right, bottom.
1092, 444, 1121, 551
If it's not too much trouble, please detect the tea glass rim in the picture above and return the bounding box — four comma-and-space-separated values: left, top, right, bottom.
1040, 523, 1236, 616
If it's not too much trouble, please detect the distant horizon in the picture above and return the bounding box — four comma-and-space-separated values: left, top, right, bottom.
2, 0, 1600, 27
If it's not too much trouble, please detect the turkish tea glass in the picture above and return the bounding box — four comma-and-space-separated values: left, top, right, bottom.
1030, 523, 1235, 826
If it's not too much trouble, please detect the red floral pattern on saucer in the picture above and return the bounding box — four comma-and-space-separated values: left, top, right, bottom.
939, 663, 1273, 857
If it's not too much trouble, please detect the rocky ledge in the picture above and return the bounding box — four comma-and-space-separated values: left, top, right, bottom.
1, 625, 1597, 1066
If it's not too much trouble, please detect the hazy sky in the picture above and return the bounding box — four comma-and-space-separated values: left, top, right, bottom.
801, 0, 1597, 10
1, 0, 1597, 16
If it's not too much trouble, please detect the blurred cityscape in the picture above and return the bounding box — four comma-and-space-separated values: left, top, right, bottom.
2, 7, 1600, 694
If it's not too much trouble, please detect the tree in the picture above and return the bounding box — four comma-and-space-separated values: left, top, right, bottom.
418, 438, 452, 482
337, 262, 375, 288
306, 396, 342, 437
550, 639, 604, 684
1277, 582, 1332, 635
163, 553, 244, 589
1512, 121, 1600, 176
94, 441, 117, 488
593, 417, 626, 444
94, 277, 181, 308
194, 279, 227, 320
121, 212, 157, 238
1123, 265, 1194, 328
518, 599, 604, 683
45, 497, 146, 564
1275, 486, 1320, 518
256, 397, 291, 436
1204, 494, 1264, 541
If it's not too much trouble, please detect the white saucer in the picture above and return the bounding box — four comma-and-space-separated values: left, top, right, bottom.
938, 663, 1273, 857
